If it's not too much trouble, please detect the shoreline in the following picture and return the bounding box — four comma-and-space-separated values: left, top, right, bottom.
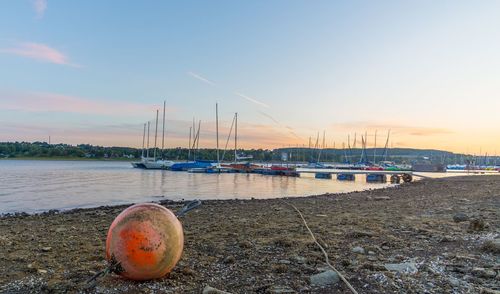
0, 184, 399, 217
1, 176, 499, 293
0, 157, 135, 162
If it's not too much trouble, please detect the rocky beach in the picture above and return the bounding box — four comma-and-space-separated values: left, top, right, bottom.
0, 175, 499, 293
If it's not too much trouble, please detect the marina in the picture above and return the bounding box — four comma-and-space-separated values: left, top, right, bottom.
1, 1, 500, 293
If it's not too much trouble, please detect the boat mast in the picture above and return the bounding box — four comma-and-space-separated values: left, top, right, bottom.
373, 130, 377, 163
317, 130, 325, 163
314, 132, 319, 162
216, 103, 220, 166
234, 112, 238, 162
383, 129, 391, 161
192, 120, 201, 161
196, 120, 201, 151
347, 134, 352, 162
154, 109, 159, 160
192, 117, 196, 160
308, 136, 312, 162
359, 135, 365, 163
342, 142, 347, 163
141, 123, 146, 158
187, 127, 192, 161
146, 121, 150, 159
161, 100, 166, 159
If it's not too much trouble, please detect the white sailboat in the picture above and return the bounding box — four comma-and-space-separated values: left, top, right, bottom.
205, 103, 233, 173
133, 101, 174, 169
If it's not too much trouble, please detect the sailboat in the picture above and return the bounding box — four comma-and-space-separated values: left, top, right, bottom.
131, 122, 148, 168
132, 101, 174, 169
171, 122, 212, 171
219, 112, 260, 173
202, 103, 234, 173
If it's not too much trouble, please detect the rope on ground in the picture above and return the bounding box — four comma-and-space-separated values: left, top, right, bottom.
280, 199, 359, 294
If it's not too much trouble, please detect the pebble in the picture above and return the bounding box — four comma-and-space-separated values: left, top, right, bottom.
352, 246, 365, 254
453, 212, 469, 222
374, 196, 391, 201
291, 255, 306, 264
471, 267, 497, 279
37, 269, 48, 274
384, 262, 418, 274
202, 285, 232, 294
223, 256, 235, 264
468, 218, 486, 232
439, 235, 454, 242
481, 239, 500, 254
268, 286, 296, 293
310, 270, 340, 287
481, 288, 500, 294
448, 277, 460, 287
239, 241, 253, 249
41, 247, 52, 252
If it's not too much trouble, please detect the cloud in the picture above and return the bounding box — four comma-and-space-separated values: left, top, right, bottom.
258, 110, 280, 125
0, 119, 303, 149
0, 90, 169, 116
256, 111, 302, 140
33, 0, 47, 19
187, 71, 216, 86
0, 42, 80, 67
234, 92, 270, 108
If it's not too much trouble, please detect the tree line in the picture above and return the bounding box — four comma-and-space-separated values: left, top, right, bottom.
1, 141, 493, 165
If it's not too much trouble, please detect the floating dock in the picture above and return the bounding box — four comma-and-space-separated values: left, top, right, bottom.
297, 169, 416, 182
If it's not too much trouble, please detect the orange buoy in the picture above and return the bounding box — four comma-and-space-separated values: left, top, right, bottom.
105, 203, 184, 280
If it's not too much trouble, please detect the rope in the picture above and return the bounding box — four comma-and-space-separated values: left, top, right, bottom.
85, 256, 122, 289
176, 199, 202, 218
280, 200, 359, 294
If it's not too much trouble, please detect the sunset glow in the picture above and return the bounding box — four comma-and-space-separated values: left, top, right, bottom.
1, 1, 499, 154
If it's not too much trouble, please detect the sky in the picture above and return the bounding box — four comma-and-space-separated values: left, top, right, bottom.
0, 1, 499, 154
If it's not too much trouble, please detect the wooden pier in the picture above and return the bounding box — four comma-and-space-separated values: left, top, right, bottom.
297, 169, 417, 182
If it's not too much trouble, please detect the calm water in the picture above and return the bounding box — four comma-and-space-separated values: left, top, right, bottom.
0, 160, 402, 214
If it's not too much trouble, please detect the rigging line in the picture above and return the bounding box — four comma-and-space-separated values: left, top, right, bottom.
221, 114, 236, 162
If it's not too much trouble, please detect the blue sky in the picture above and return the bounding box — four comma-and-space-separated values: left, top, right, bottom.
1, 1, 499, 153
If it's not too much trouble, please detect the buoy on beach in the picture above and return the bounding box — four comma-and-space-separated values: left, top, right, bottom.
105, 203, 184, 280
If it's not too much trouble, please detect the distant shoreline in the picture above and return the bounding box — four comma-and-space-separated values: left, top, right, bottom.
0, 157, 134, 162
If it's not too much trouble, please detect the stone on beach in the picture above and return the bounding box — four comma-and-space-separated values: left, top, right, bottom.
202, 285, 232, 294
384, 262, 418, 274
481, 239, 500, 254
310, 270, 340, 287
351, 246, 365, 254
453, 212, 469, 222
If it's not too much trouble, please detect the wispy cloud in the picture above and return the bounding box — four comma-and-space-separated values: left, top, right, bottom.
258, 110, 280, 125
0, 90, 167, 116
234, 92, 270, 108
187, 71, 216, 86
257, 111, 302, 140
33, 0, 47, 19
0, 42, 80, 67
